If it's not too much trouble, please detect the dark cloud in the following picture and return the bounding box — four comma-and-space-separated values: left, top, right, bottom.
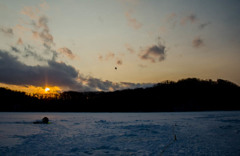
0, 50, 82, 90
0, 27, 13, 36
139, 41, 166, 63
0, 50, 152, 92
83, 77, 153, 91
10, 46, 20, 53
120, 82, 154, 89
9, 45, 47, 62
192, 37, 204, 48
85, 77, 119, 91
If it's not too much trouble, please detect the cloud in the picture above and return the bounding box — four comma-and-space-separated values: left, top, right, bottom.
0, 50, 82, 90
192, 37, 204, 48
21, 5, 54, 50
39, 1, 49, 10
199, 22, 211, 30
85, 77, 119, 91
99, 52, 123, 66
57, 47, 75, 59
23, 45, 46, 61
83, 77, 153, 91
125, 43, 135, 54
21, 6, 40, 20
166, 13, 177, 22
0, 27, 13, 36
10, 46, 20, 53
125, 10, 142, 29
0, 50, 152, 91
20, 5, 58, 60
181, 14, 197, 25
98, 52, 115, 61
17, 38, 23, 45
32, 16, 54, 48
9, 45, 47, 62
116, 59, 123, 65
139, 41, 166, 63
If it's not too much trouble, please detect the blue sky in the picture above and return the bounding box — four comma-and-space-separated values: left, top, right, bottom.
0, 0, 240, 92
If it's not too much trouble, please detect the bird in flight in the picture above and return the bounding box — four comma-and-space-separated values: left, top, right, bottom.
115, 67, 117, 70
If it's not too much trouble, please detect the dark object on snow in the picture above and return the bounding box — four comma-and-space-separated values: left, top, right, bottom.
33, 117, 49, 124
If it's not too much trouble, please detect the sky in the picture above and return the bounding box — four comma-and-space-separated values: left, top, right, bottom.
0, 0, 240, 93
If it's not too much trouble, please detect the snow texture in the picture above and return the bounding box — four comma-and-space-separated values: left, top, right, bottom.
0, 112, 240, 155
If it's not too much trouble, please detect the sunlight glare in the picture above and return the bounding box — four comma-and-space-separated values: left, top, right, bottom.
45, 87, 50, 92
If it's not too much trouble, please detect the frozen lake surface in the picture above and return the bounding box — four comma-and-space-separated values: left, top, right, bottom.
0, 112, 240, 155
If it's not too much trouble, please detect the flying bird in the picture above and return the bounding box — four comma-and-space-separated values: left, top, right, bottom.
115, 67, 117, 70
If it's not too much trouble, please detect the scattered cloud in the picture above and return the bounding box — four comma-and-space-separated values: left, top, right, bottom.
99, 52, 124, 66
166, 13, 177, 22
9, 45, 47, 61
199, 22, 211, 30
106, 52, 115, 60
20, 4, 54, 50
21, 6, 40, 20
139, 40, 166, 63
125, 10, 142, 30
39, 1, 49, 10
23, 45, 46, 61
116, 59, 123, 65
98, 52, 115, 61
17, 38, 23, 45
57, 47, 75, 59
192, 37, 204, 48
32, 16, 54, 48
166, 13, 177, 28
98, 55, 103, 61
0, 27, 13, 36
125, 43, 135, 54
19, 3, 63, 61
181, 14, 197, 25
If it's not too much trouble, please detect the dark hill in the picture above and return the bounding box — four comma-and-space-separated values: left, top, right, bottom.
0, 78, 240, 112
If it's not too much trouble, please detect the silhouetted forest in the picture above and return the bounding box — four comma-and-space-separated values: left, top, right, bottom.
0, 78, 240, 112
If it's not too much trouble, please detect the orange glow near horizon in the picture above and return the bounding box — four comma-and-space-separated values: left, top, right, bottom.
0, 83, 62, 97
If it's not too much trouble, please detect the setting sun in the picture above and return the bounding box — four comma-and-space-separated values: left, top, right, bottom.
45, 87, 50, 93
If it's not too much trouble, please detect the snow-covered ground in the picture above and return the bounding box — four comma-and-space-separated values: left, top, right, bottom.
0, 111, 240, 156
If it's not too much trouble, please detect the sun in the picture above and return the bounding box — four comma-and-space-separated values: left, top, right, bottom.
45, 87, 50, 93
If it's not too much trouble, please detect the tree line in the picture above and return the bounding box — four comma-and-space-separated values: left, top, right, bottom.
0, 78, 239, 112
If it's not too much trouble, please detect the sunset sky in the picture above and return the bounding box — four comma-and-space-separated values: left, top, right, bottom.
0, 0, 240, 93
